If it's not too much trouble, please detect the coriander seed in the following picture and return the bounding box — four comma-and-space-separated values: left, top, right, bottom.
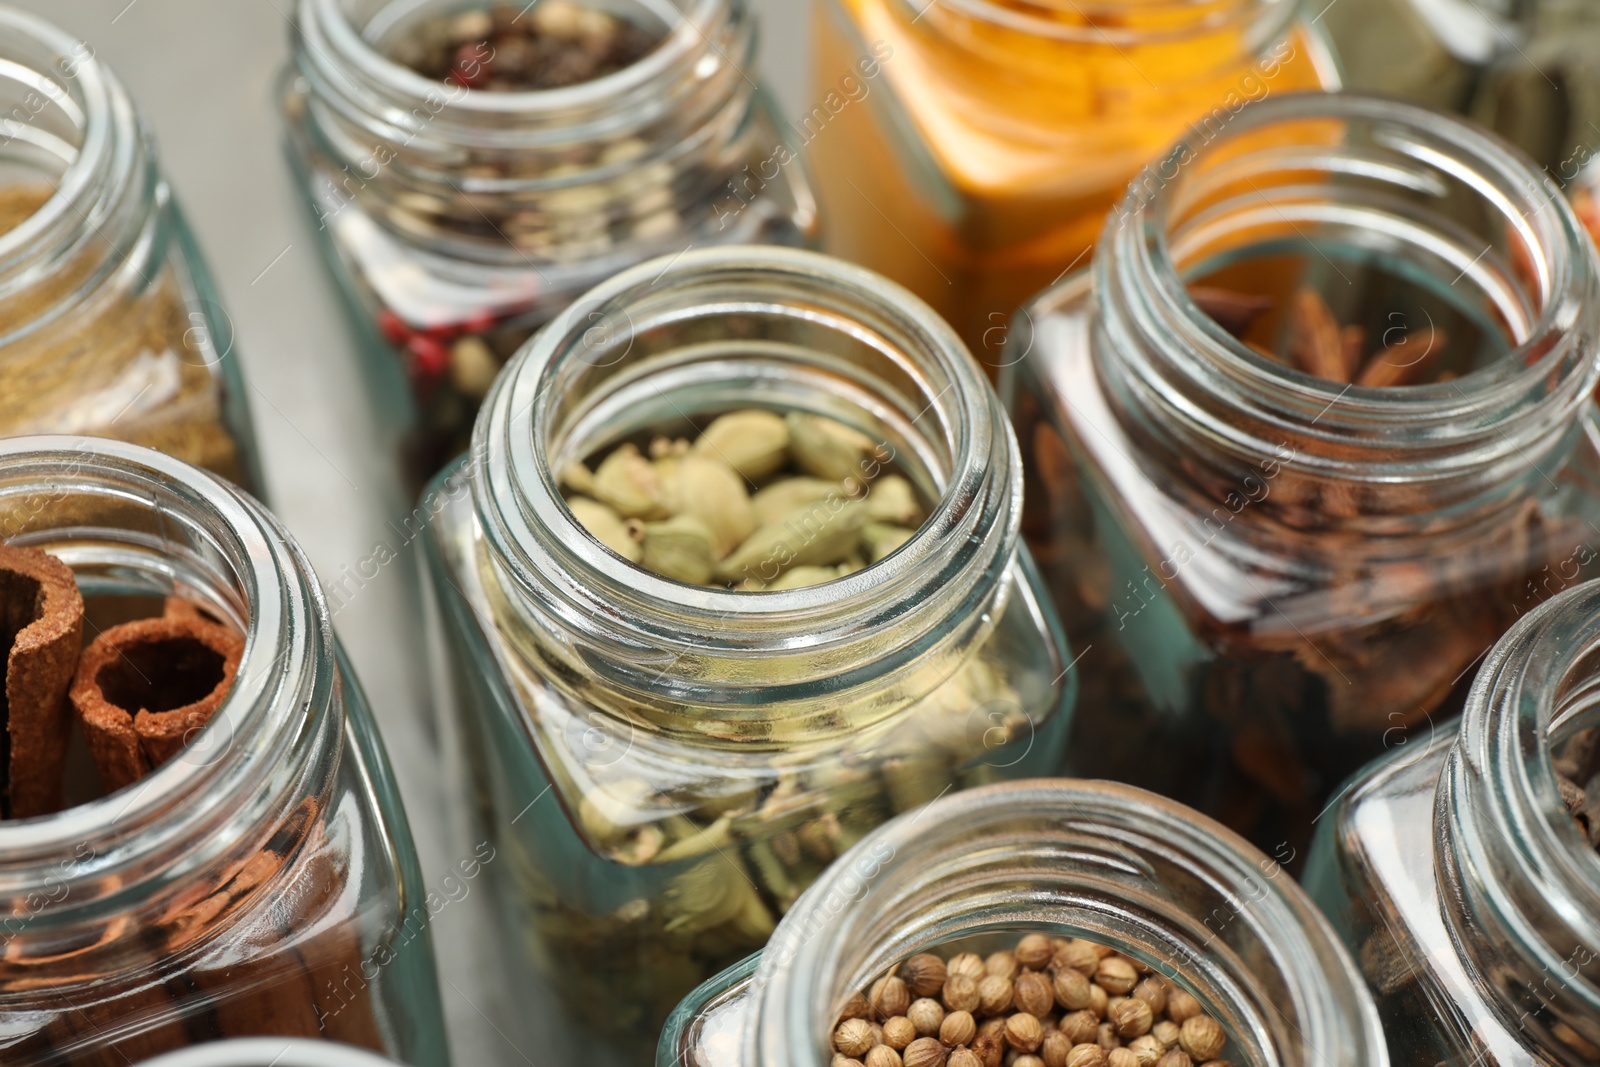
1041, 1030, 1073, 1067
873, 976, 912, 1020
1107, 1050, 1139, 1067
1061, 1009, 1100, 1044
1016, 933, 1055, 969
1132, 978, 1166, 1017
948, 952, 986, 981
948, 1049, 983, 1067
1156, 1052, 1192, 1067
1178, 1016, 1225, 1062
1097, 1021, 1120, 1050
836, 1018, 875, 1058
1111, 998, 1153, 1038
902, 1036, 948, 1067
1151, 1020, 1180, 1048
867, 1046, 903, 1067
977, 975, 1014, 1016
1129, 1035, 1165, 1063
943, 973, 980, 1014
1053, 967, 1092, 1011
1016, 971, 1054, 1017
985, 950, 1020, 980
883, 1017, 917, 1049
902, 954, 949, 998
1006, 1012, 1045, 1053
1055, 940, 1100, 976
842, 992, 874, 1020
970, 1033, 1002, 1067
939, 1010, 976, 1047
1065, 1045, 1106, 1067
1164, 989, 1201, 1024
1095, 957, 1139, 995
1015, 1057, 1046, 1067
907, 998, 945, 1036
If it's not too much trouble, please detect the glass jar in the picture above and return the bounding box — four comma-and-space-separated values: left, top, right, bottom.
421, 245, 1075, 1067
661, 778, 1389, 1067
0, 9, 261, 493
1002, 91, 1600, 862
806, 0, 1339, 367
1305, 579, 1600, 1065
0, 437, 446, 1066
282, 0, 818, 492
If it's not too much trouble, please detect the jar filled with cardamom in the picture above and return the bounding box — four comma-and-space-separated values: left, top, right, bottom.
0, 9, 261, 492
1002, 91, 1600, 863
0, 437, 446, 1065
1306, 579, 1600, 1065
662, 779, 1390, 1067
282, 0, 817, 492
421, 246, 1075, 1067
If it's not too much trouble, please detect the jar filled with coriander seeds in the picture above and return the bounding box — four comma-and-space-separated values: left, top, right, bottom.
0, 437, 446, 1065
661, 779, 1390, 1067
0, 8, 261, 493
283, 0, 817, 491
421, 246, 1075, 1067
1306, 579, 1600, 1065
1002, 91, 1600, 863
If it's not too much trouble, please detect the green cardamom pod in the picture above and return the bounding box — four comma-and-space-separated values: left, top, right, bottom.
664, 455, 757, 558
861, 522, 915, 562
865, 473, 923, 526
593, 443, 668, 518
786, 411, 880, 481
751, 476, 842, 525
560, 460, 596, 496
715, 500, 867, 583
766, 565, 843, 590
639, 514, 716, 584
692, 409, 790, 482
567, 497, 642, 562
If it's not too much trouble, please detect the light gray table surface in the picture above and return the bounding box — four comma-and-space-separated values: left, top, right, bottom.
5, 2, 811, 1064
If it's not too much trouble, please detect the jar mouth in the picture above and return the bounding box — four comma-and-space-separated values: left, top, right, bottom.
750, 780, 1386, 1067
0, 438, 330, 915
0, 8, 134, 295
474, 245, 1020, 706
1442, 582, 1600, 1037
301, 0, 736, 119
903, 0, 1297, 48
1100, 91, 1599, 486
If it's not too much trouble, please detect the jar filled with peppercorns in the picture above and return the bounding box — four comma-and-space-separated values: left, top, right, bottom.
0, 8, 261, 493
282, 0, 817, 492
0, 437, 446, 1065
662, 779, 1389, 1067
1306, 579, 1600, 1065
420, 246, 1075, 1067
1002, 91, 1600, 863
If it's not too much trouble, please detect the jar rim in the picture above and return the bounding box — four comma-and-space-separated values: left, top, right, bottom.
747, 779, 1389, 1067
0, 8, 129, 282
0, 437, 333, 912
1097, 89, 1600, 483
299, 0, 732, 117
472, 244, 1026, 709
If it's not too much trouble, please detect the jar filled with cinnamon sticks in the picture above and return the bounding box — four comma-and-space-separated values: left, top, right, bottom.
0, 437, 446, 1066
0, 9, 261, 494
1003, 93, 1600, 865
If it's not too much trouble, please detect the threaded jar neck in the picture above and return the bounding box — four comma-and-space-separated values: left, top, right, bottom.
746, 780, 1387, 1067
472, 245, 1022, 737
1441, 581, 1600, 1061
1096, 91, 1600, 528
0, 437, 338, 961
289, 0, 764, 265
0, 7, 162, 347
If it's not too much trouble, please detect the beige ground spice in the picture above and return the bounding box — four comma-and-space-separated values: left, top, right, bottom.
0, 184, 242, 483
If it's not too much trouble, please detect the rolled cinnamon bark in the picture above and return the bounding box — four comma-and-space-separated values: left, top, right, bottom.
0, 543, 84, 819
69, 615, 243, 793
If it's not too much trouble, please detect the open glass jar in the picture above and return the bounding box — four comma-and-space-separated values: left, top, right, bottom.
1002, 91, 1600, 862
1306, 579, 1600, 1065
0, 8, 260, 493
806, 0, 1338, 366
283, 0, 818, 491
421, 246, 1074, 1067
0, 437, 446, 1066
661, 779, 1389, 1067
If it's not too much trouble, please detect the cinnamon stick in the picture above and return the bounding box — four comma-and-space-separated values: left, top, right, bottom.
0, 543, 84, 819
70, 614, 243, 793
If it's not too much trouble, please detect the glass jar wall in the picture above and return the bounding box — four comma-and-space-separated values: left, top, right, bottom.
283, 0, 818, 491
1306, 579, 1600, 1065
806, 0, 1338, 366
422, 246, 1074, 1067
1003, 92, 1600, 862
662, 779, 1389, 1067
0, 438, 446, 1066
0, 9, 261, 493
